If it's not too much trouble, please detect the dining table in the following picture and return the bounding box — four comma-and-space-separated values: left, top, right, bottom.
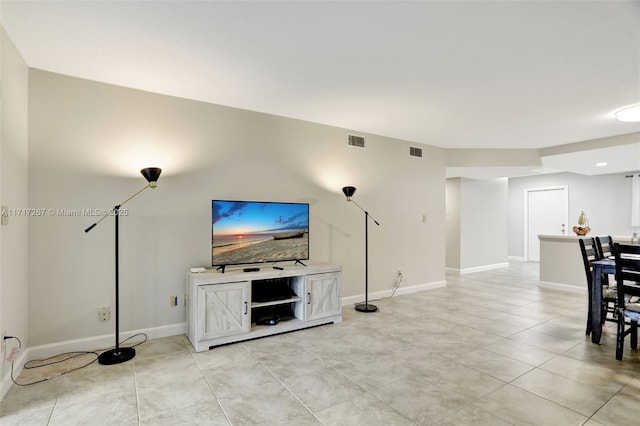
590, 258, 615, 344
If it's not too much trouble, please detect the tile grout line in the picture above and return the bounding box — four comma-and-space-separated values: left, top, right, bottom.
191, 348, 234, 426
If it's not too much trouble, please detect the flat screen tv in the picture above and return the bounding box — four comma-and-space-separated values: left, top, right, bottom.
212, 200, 309, 268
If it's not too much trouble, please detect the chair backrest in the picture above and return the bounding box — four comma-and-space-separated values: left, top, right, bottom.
596, 235, 614, 260
579, 237, 599, 287
613, 243, 640, 309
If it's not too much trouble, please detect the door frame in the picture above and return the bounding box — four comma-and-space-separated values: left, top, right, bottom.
523, 185, 568, 262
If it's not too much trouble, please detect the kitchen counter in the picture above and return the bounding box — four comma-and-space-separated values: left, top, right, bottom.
538, 234, 637, 291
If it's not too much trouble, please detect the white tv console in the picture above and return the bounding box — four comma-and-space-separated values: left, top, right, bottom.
186, 263, 342, 352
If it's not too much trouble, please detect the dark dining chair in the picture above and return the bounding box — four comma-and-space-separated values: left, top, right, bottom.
613, 243, 640, 360
579, 237, 618, 336
596, 235, 618, 320
596, 235, 614, 261
579, 237, 600, 335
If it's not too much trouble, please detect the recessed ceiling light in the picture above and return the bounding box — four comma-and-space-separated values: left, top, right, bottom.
596, 162, 607, 167
614, 104, 640, 122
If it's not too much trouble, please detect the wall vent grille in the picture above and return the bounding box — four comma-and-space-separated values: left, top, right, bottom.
409, 146, 423, 158
347, 134, 366, 148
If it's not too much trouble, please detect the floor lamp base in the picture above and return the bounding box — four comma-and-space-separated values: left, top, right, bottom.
355, 303, 379, 313
98, 347, 136, 365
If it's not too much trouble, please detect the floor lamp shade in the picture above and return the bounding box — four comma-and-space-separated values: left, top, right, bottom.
85, 167, 161, 365
342, 185, 379, 313
342, 186, 356, 200
141, 167, 162, 187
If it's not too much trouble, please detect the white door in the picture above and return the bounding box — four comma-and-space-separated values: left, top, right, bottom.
525, 187, 568, 262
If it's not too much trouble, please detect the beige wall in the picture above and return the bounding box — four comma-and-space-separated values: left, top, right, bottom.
445, 178, 461, 269
459, 177, 508, 270
0, 26, 29, 393
27, 70, 447, 346
446, 177, 508, 271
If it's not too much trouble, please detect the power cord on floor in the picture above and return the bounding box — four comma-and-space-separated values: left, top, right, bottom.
352, 270, 404, 307
95, 333, 148, 352
390, 270, 403, 297
4, 336, 99, 386
4, 333, 148, 386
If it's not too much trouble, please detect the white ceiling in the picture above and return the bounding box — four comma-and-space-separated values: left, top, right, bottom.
2, 1, 640, 176
542, 143, 640, 176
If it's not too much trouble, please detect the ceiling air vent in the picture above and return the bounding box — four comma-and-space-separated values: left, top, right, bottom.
347, 134, 366, 149
409, 146, 423, 158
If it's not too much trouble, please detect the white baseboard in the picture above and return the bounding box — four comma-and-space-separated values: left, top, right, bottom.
392, 280, 447, 296
0, 346, 28, 402
0, 322, 186, 401
509, 256, 525, 261
447, 262, 509, 275
341, 280, 446, 306
539, 280, 586, 293
27, 323, 186, 360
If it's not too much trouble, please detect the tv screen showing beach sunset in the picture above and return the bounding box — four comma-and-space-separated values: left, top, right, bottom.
212, 200, 309, 266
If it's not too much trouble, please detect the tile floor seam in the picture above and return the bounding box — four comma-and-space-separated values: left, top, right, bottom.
508, 380, 597, 422
586, 382, 634, 424
537, 355, 636, 391
196, 345, 244, 426
512, 364, 625, 425
294, 347, 418, 425
456, 382, 517, 426
253, 351, 323, 424
46, 392, 59, 426
132, 359, 141, 425
481, 341, 564, 369
485, 381, 592, 424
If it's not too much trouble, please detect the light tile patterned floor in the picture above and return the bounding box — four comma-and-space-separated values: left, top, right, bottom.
2, 261, 640, 425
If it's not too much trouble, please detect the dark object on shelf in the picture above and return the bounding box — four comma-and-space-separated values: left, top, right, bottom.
256, 315, 279, 325
252, 303, 294, 326
243, 267, 260, 272
252, 278, 296, 303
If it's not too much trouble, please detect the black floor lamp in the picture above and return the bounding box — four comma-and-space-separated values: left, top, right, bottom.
85, 167, 162, 365
342, 186, 380, 313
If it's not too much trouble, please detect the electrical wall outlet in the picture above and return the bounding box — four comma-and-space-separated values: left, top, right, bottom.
99, 305, 110, 321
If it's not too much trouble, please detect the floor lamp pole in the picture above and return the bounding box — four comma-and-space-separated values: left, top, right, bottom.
97, 204, 136, 365
342, 186, 379, 313
115, 206, 119, 357
85, 167, 162, 365
356, 209, 378, 312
